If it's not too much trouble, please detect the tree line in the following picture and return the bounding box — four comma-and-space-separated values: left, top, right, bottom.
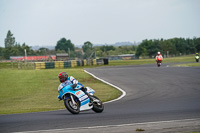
136, 38, 200, 58
0, 30, 137, 60
81, 41, 137, 59
0, 30, 200, 60
0, 30, 75, 60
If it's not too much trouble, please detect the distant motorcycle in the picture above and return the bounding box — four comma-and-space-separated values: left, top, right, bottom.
58, 84, 104, 114
156, 55, 163, 67
195, 55, 199, 62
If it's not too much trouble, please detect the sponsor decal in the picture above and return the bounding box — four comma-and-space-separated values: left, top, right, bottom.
76, 91, 81, 95
79, 95, 89, 102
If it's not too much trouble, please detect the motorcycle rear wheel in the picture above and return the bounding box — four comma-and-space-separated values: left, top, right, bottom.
91, 95, 104, 113
64, 97, 80, 114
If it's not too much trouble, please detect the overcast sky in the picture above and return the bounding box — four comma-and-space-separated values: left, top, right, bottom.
0, 0, 200, 47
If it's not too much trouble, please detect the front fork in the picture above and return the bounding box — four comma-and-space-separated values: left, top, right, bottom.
70, 94, 76, 105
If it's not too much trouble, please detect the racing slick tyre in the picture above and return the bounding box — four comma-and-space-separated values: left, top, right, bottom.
64, 96, 80, 114
157, 61, 161, 67
91, 95, 104, 113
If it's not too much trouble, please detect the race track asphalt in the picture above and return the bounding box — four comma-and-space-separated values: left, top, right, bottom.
0, 64, 200, 133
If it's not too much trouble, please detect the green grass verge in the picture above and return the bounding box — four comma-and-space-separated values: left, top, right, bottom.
0, 62, 12, 69
0, 55, 196, 69
108, 55, 195, 66
0, 69, 121, 114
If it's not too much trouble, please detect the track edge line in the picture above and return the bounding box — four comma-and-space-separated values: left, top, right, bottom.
83, 69, 126, 104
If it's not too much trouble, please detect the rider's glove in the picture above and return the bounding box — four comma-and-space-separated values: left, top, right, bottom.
71, 84, 77, 89
73, 80, 78, 84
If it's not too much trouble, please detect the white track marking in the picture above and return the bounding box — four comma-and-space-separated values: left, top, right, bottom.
84, 70, 126, 104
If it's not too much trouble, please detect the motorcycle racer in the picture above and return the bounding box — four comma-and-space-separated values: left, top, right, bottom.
195, 53, 199, 62
58, 72, 87, 93
156, 52, 163, 64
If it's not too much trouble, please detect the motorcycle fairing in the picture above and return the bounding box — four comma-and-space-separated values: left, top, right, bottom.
58, 85, 93, 111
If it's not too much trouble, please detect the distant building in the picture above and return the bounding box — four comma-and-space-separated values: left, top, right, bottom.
56, 53, 69, 61
119, 54, 135, 60
10, 55, 56, 61
108, 54, 135, 60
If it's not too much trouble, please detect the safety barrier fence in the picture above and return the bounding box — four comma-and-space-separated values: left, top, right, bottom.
7, 59, 108, 70
35, 59, 99, 70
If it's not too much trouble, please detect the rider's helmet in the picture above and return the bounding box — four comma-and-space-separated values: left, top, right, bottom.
157, 52, 161, 55
58, 72, 68, 83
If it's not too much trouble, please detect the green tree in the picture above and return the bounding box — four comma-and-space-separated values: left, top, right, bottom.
55, 38, 75, 53
36, 48, 48, 55
2, 42, 35, 59
75, 48, 83, 59
0, 47, 3, 56
82, 41, 93, 52
135, 40, 149, 57
160, 40, 176, 56
171, 38, 185, 55
82, 41, 94, 59
194, 37, 200, 52
100, 45, 115, 52
3, 47, 12, 59
56, 49, 66, 53
186, 38, 195, 54
0, 47, 4, 59
5, 30, 15, 48
95, 46, 103, 57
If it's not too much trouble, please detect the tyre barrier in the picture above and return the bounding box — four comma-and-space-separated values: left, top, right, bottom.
45, 62, 55, 69
55, 61, 64, 69
35, 62, 45, 70
34, 59, 101, 70
64, 61, 71, 68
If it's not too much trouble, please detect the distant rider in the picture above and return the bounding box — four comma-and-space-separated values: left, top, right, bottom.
156, 52, 163, 64
58, 72, 88, 94
195, 53, 199, 62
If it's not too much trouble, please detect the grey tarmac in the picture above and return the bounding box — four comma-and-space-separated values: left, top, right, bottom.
1, 64, 200, 133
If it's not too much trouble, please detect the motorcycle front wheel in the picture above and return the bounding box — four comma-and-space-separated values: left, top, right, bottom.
64, 97, 80, 114
91, 95, 104, 113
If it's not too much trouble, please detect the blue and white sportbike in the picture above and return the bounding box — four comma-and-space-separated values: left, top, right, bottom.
58, 84, 104, 114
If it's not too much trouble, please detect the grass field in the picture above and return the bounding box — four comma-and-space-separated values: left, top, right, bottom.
0, 69, 121, 114
109, 55, 195, 66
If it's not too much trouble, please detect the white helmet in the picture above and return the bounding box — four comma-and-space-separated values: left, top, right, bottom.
157, 52, 160, 54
